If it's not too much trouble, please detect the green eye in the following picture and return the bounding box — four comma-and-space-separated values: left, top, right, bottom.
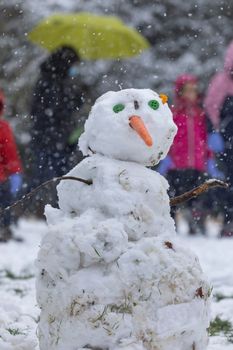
113, 103, 125, 113
148, 100, 160, 110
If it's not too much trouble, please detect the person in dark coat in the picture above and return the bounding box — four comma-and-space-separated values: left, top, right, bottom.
204, 40, 233, 236
30, 46, 85, 186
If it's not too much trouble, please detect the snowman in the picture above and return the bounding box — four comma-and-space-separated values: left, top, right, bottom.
36, 89, 210, 350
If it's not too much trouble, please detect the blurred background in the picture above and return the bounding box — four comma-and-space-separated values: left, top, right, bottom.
1, 0, 233, 155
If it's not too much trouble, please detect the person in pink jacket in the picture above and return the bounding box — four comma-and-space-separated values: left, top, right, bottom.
170, 74, 212, 172
158, 74, 222, 234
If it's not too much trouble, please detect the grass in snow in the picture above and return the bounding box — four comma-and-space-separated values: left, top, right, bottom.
4, 269, 34, 280
6, 328, 26, 336
214, 292, 233, 302
209, 316, 233, 343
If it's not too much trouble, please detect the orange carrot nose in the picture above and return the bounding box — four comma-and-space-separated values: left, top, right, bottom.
129, 115, 153, 147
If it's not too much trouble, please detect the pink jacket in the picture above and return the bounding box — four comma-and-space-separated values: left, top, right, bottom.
169, 74, 212, 172
204, 40, 233, 128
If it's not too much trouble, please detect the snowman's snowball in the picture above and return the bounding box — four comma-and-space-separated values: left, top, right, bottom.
37, 211, 128, 289
57, 155, 176, 242
37, 228, 210, 350
112, 339, 145, 350
133, 299, 209, 350
45, 205, 67, 226
79, 88, 177, 166
114, 236, 210, 308
77, 218, 128, 267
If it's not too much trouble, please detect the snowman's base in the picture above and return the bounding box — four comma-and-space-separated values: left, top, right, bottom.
38, 298, 209, 350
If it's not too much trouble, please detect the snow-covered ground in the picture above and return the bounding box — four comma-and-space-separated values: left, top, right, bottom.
0, 218, 232, 349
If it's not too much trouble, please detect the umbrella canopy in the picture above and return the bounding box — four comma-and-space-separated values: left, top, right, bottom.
28, 12, 150, 60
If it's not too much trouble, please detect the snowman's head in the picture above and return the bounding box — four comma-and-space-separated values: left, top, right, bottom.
79, 88, 177, 166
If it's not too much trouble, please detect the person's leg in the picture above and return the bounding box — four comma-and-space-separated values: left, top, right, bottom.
217, 117, 233, 233
168, 169, 207, 234
167, 169, 198, 233
0, 181, 12, 242
189, 170, 208, 234
31, 150, 60, 218
225, 148, 233, 221
219, 145, 233, 236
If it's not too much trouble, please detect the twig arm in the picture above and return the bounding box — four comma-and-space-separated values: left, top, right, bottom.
0, 177, 228, 215
1, 176, 92, 214
170, 179, 228, 206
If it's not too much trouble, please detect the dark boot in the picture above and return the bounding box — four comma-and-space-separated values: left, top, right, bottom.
220, 222, 233, 237
192, 208, 206, 235
183, 208, 206, 235
0, 227, 12, 242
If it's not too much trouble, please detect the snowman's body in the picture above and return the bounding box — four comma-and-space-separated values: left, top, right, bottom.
36, 89, 210, 350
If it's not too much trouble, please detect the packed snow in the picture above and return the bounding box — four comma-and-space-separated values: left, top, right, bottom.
79, 89, 177, 165
0, 220, 232, 349
33, 89, 209, 350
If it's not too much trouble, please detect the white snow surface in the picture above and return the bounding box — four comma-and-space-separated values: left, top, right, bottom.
35, 89, 209, 349
0, 220, 232, 349
0, 220, 47, 350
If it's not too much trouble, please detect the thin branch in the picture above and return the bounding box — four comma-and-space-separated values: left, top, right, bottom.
170, 179, 228, 206
0, 177, 228, 216
0, 176, 92, 215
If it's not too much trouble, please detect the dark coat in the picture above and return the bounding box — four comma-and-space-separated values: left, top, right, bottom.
220, 95, 233, 147
30, 47, 84, 181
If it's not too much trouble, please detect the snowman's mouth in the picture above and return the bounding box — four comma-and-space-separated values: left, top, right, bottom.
129, 115, 153, 147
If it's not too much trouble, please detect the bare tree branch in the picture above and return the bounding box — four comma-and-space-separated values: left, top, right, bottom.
0, 177, 228, 217
0, 176, 92, 215
170, 179, 228, 206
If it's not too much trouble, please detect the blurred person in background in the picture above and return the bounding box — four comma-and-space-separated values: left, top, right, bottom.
30, 46, 85, 186
0, 89, 23, 242
205, 40, 233, 237
158, 74, 223, 234
29, 46, 87, 212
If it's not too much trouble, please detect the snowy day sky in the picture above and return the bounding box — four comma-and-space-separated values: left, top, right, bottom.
1, 0, 233, 118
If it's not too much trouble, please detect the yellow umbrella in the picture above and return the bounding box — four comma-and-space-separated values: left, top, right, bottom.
28, 12, 150, 60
